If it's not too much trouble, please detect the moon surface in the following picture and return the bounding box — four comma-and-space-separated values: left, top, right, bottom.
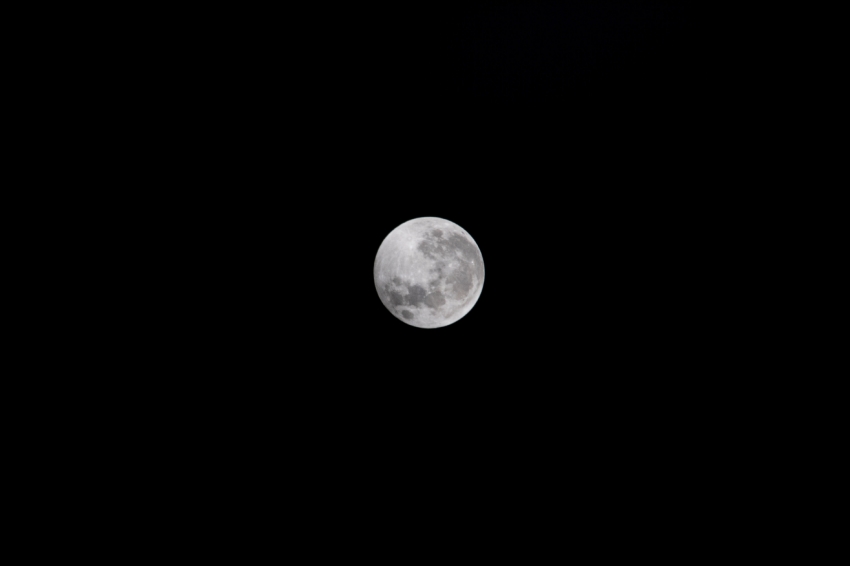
374, 217, 484, 328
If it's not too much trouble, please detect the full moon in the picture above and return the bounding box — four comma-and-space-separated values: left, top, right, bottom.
374, 217, 484, 328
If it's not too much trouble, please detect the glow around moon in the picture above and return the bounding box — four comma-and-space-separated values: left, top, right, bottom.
374, 217, 484, 328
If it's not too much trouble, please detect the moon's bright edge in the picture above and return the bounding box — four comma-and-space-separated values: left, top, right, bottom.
374, 217, 484, 328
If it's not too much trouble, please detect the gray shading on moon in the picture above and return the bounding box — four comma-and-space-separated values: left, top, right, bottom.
374, 217, 485, 328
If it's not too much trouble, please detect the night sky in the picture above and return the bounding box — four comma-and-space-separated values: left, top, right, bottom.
145, 2, 745, 498
176, 1, 725, 361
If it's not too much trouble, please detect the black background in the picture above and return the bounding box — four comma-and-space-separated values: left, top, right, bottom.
161, 3, 732, 374
11, 1, 796, 548
128, 0, 753, 511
